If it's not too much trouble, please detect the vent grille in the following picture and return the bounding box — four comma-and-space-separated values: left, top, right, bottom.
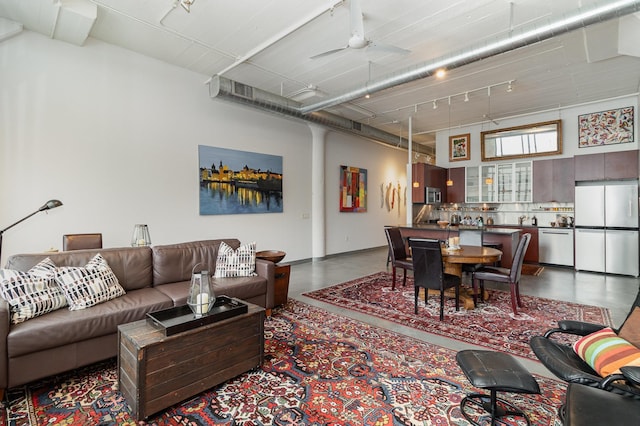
233, 82, 253, 99
352, 121, 362, 131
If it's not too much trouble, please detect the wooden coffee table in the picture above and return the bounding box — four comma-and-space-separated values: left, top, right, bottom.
118, 300, 265, 421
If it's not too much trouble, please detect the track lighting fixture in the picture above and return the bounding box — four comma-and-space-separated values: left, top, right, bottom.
421, 80, 514, 115
180, 0, 195, 12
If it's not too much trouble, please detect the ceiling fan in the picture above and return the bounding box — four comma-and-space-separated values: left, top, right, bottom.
310, 0, 410, 59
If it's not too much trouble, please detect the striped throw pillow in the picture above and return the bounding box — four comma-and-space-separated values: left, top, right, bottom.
214, 241, 257, 278
573, 327, 640, 377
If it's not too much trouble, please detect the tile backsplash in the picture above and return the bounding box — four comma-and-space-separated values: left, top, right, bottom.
418, 202, 574, 226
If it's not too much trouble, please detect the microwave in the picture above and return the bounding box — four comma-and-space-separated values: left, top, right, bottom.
425, 187, 442, 203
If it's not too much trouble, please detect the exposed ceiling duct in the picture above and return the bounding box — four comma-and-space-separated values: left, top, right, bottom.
209, 75, 433, 155
299, 0, 640, 114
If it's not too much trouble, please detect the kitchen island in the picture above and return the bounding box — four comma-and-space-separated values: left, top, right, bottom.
395, 224, 521, 268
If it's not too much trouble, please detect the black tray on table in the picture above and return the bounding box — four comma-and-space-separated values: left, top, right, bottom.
146, 295, 248, 336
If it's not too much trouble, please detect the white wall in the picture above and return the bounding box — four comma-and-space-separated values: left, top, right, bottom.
435, 95, 639, 168
325, 132, 409, 254
0, 31, 408, 265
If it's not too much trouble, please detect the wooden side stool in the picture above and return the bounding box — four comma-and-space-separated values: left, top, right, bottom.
456, 350, 540, 425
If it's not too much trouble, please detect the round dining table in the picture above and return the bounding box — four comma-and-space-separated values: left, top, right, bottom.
440, 244, 503, 310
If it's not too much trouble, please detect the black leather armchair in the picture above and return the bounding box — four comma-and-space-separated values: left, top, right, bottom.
530, 285, 640, 398
562, 366, 640, 425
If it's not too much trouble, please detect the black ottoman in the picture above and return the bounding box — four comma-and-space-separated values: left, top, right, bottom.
456, 350, 540, 425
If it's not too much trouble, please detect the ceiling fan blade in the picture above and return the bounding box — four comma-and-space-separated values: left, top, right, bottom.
367, 42, 410, 56
350, 0, 364, 39
310, 46, 349, 60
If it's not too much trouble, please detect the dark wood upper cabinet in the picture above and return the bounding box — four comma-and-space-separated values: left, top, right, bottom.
574, 153, 605, 181
575, 150, 638, 181
427, 165, 447, 193
412, 163, 448, 203
553, 158, 575, 202
604, 150, 639, 180
533, 160, 553, 202
446, 167, 466, 203
411, 163, 426, 203
533, 158, 575, 203
533, 158, 574, 202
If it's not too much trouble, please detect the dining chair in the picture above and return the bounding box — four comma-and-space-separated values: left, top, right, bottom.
458, 228, 483, 246
62, 233, 103, 251
384, 227, 412, 290
458, 228, 484, 280
409, 237, 460, 321
472, 233, 531, 315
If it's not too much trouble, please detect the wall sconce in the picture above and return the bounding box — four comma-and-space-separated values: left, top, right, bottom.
412, 181, 420, 188
485, 177, 494, 185
131, 224, 151, 247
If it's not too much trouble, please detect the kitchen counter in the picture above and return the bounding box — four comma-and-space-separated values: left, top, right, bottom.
395, 224, 521, 268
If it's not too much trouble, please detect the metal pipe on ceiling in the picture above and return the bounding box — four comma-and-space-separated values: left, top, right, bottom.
299, 0, 640, 114
208, 75, 434, 155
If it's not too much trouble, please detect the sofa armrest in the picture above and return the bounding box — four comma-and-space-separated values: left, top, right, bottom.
255, 259, 275, 309
0, 299, 9, 389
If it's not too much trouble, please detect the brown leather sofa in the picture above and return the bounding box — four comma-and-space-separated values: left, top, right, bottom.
0, 238, 274, 398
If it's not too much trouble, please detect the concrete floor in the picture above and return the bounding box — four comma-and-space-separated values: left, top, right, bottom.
287, 246, 640, 379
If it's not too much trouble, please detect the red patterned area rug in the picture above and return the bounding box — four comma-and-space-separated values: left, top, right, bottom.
303, 271, 612, 360
4, 300, 565, 425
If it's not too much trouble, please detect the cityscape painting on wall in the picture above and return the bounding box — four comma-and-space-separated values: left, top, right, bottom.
340, 165, 367, 212
198, 145, 283, 215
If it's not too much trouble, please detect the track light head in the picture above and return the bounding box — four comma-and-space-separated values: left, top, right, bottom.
464, 92, 469, 102
507, 81, 513, 92
432, 100, 437, 110
180, 0, 195, 12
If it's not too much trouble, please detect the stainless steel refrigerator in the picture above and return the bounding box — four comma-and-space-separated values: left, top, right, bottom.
574, 182, 639, 276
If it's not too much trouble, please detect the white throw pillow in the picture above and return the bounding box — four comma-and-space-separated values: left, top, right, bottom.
0, 258, 68, 324
214, 241, 257, 278
55, 253, 125, 310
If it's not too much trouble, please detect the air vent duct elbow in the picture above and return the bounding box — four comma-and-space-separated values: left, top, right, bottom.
208, 75, 430, 155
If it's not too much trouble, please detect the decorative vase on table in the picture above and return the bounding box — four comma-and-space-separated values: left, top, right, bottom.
187, 268, 215, 318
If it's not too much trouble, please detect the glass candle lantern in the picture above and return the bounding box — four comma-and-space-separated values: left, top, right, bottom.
187, 268, 215, 318
131, 224, 151, 247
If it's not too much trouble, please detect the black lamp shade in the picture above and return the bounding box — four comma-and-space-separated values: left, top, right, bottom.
40, 200, 63, 211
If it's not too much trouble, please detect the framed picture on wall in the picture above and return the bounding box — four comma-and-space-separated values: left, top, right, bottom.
449, 133, 471, 161
198, 145, 283, 215
578, 106, 634, 147
339, 165, 367, 212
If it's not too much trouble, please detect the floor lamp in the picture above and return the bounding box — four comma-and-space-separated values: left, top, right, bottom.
0, 199, 63, 264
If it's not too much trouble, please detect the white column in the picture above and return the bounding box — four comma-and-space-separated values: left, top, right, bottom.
308, 124, 327, 260
406, 116, 413, 225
